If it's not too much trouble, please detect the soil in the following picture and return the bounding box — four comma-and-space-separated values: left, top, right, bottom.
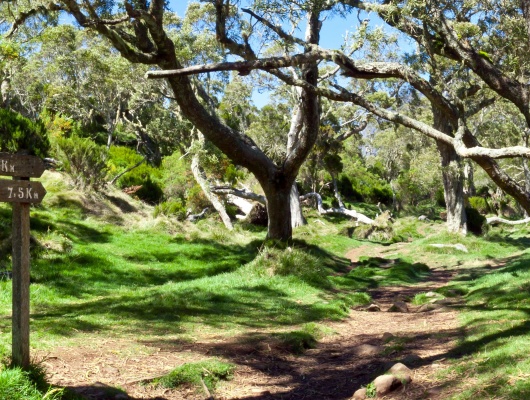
37, 244, 474, 400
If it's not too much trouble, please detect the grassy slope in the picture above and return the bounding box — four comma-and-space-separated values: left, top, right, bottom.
0, 171, 530, 399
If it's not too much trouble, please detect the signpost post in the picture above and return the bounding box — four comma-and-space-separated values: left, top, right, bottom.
0, 152, 46, 369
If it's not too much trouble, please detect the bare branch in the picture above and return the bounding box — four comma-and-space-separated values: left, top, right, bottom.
145, 53, 322, 79
211, 186, 266, 204
486, 216, 530, 225
6, 2, 62, 38
241, 7, 307, 48
335, 119, 368, 142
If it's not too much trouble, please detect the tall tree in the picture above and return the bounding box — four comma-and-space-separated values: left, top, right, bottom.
4, 0, 324, 242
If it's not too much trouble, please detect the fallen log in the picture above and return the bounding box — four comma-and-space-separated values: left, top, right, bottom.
486, 216, 530, 225
300, 192, 374, 224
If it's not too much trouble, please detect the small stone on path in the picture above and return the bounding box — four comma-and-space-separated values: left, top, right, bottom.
365, 303, 381, 312
388, 300, 409, 313
374, 374, 401, 395
382, 332, 395, 343
352, 387, 367, 399
356, 344, 385, 356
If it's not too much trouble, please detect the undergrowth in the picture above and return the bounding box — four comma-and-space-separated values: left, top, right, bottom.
154, 359, 235, 394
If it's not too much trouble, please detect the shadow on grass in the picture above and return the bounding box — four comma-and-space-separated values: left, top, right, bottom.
485, 231, 530, 250
409, 252, 530, 399
30, 281, 347, 337
30, 213, 112, 244
30, 238, 262, 298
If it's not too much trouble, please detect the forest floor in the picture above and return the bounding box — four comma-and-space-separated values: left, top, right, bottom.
36, 241, 499, 400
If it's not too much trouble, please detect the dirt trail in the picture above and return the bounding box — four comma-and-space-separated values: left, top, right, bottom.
39, 244, 467, 400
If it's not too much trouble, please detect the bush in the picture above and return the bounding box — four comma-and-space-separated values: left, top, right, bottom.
0, 109, 49, 157
186, 184, 210, 212
54, 136, 108, 191
107, 146, 163, 203
153, 199, 187, 220
468, 196, 490, 214
159, 152, 195, 203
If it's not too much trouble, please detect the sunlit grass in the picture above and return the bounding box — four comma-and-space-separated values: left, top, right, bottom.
436, 250, 530, 399
2, 172, 530, 399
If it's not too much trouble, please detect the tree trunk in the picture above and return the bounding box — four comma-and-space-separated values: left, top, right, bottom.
331, 172, 345, 208
191, 149, 234, 231
262, 176, 294, 242
463, 160, 476, 197
290, 183, 306, 228
1, 78, 10, 109
433, 107, 467, 235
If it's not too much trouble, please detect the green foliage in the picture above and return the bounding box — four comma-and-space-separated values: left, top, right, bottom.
468, 196, 490, 214
365, 382, 377, 398
40, 110, 82, 139
107, 146, 163, 203
0, 109, 49, 157
339, 161, 393, 205
159, 151, 193, 201
186, 184, 211, 212
154, 360, 235, 393
54, 136, 108, 191
153, 199, 187, 220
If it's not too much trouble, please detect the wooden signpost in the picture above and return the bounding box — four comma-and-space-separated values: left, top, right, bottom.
0, 152, 46, 369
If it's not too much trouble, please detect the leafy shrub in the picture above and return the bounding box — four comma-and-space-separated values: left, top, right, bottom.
159, 152, 195, 204
339, 166, 393, 205
153, 199, 187, 220
0, 109, 49, 157
54, 136, 108, 191
107, 146, 163, 203
339, 176, 363, 202
468, 196, 490, 214
186, 184, 210, 212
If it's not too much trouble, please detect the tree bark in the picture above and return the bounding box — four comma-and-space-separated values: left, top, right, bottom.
433, 107, 467, 235
262, 175, 294, 242
463, 160, 476, 197
191, 146, 234, 231
290, 183, 306, 228
331, 172, 345, 208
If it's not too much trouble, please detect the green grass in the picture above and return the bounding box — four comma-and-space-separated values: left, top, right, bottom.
154, 359, 235, 393
0, 365, 68, 400
273, 322, 331, 354
435, 249, 530, 399
3, 172, 530, 399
